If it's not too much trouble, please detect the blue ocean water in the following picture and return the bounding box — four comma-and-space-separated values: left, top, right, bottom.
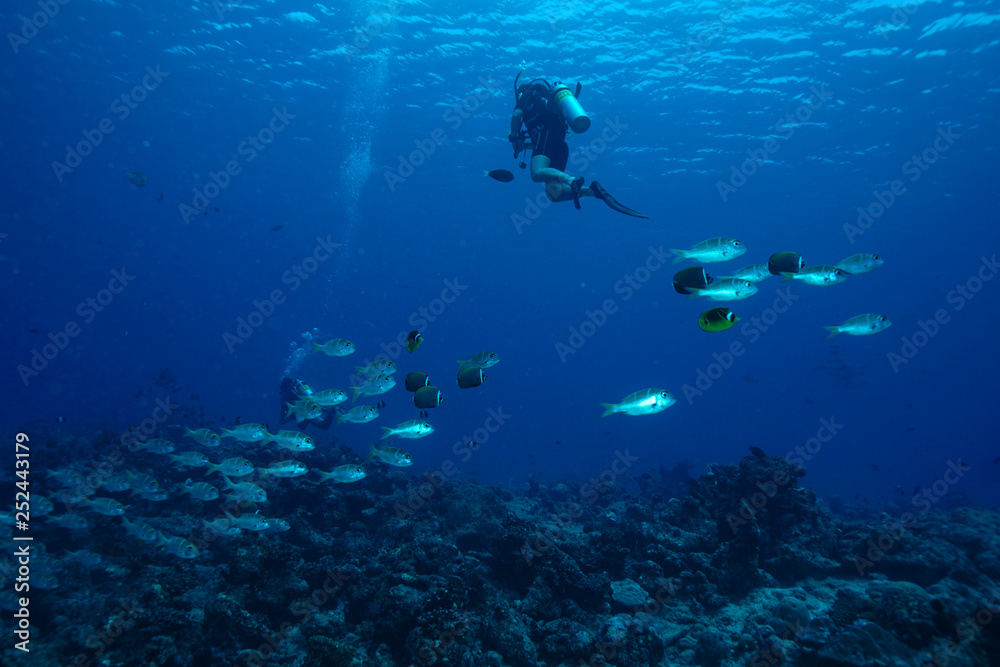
2, 3, 1000, 662
6, 0, 997, 505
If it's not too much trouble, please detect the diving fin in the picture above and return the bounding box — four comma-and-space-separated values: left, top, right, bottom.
570, 177, 584, 210
590, 181, 649, 218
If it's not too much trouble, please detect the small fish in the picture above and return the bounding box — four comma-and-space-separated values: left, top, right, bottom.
269, 224, 283, 232
368, 443, 413, 467
687, 279, 758, 301
870, 464, 880, 472
221, 423, 269, 442
221, 475, 267, 503
350, 374, 396, 402
457, 366, 487, 389
406, 330, 423, 353
354, 359, 398, 377
781, 266, 846, 286
125, 471, 161, 494
672, 238, 746, 264
32, 495, 54, 517
135, 490, 169, 502
749, 446, 766, 459
123, 170, 148, 187
157, 192, 163, 203
316, 464, 367, 484
312, 338, 355, 356
119, 516, 159, 543
768, 252, 805, 275
46, 514, 88, 530
202, 518, 241, 538
260, 461, 309, 478
457, 351, 500, 369
206, 457, 255, 478
672, 266, 714, 295
337, 405, 380, 424
311, 389, 348, 407
405, 372, 431, 392
419, 410, 429, 419
133, 438, 175, 454
725, 263, 772, 283
601, 389, 676, 417
169, 452, 211, 468
835, 253, 884, 275
376, 400, 386, 409
223, 509, 270, 532
267, 431, 315, 451
381, 420, 434, 440
486, 169, 515, 182
181, 479, 219, 501
824, 314, 892, 338
185, 428, 220, 447
414, 386, 444, 409
64, 550, 103, 569
261, 518, 290, 533
285, 399, 323, 421
157, 534, 198, 559
83, 497, 125, 516
698, 307, 739, 332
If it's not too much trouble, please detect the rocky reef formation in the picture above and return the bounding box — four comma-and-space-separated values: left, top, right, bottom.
5, 435, 999, 666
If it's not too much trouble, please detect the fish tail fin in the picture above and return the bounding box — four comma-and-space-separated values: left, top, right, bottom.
670, 249, 686, 264
823, 326, 840, 339
600, 403, 617, 418
686, 291, 702, 300
184, 428, 194, 437
380, 427, 393, 440
780, 272, 795, 282
311, 342, 320, 353
368, 442, 378, 459
350, 387, 361, 402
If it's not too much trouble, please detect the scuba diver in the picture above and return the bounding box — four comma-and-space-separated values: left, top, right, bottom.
278, 377, 334, 431
508, 70, 648, 218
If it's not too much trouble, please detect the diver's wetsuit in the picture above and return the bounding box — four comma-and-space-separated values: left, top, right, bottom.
279, 377, 333, 430
515, 82, 569, 170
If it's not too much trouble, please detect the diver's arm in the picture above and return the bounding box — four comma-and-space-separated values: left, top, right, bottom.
509, 108, 523, 138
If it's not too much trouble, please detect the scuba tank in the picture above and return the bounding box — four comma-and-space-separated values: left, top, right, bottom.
552, 83, 590, 134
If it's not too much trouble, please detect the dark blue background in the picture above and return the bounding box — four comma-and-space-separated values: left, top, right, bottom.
3, 0, 998, 508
